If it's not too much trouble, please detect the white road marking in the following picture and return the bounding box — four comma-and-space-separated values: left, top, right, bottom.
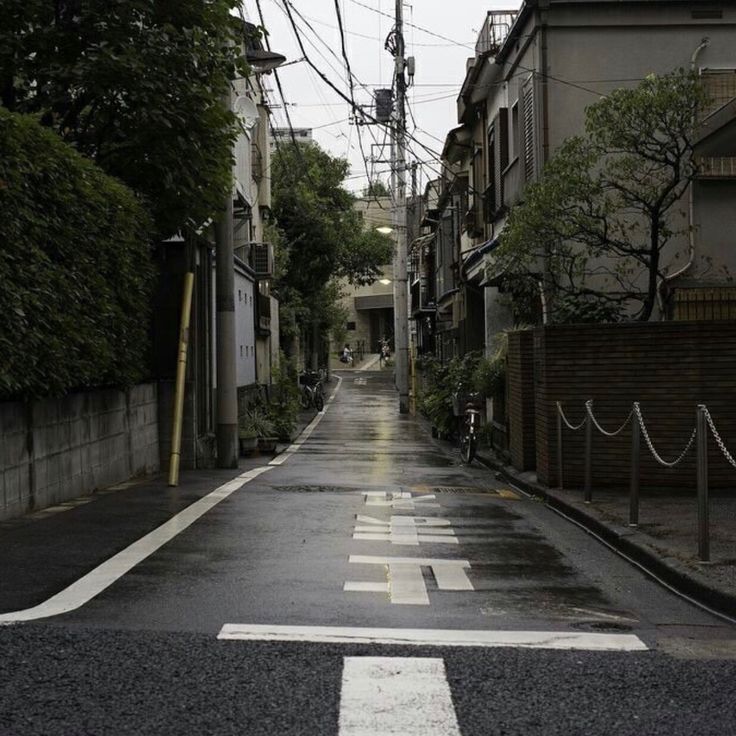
0, 466, 273, 624
338, 657, 461, 736
432, 565, 474, 591
353, 516, 467, 545
343, 582, 389, 593
217, 624, 649, 651
363, 492, 440, 510
388, 562, 430, 604
346, 555, 473, 605
269, 375, 343, 466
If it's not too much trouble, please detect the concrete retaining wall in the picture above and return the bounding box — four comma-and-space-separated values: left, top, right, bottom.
0, 384, 159, 521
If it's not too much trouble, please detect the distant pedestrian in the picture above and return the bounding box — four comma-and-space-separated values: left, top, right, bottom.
340, 344, 353, 365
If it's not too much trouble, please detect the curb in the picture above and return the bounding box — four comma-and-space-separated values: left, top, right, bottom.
475, 450, 736, 623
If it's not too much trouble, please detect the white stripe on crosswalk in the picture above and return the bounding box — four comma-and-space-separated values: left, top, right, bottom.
217, 624, 648, 650
338, 657, 461, 736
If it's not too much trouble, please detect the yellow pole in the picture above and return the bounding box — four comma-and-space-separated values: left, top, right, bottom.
168, 271, 195, 486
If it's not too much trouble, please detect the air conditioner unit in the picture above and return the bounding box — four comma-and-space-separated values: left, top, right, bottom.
250, 242, 274, 278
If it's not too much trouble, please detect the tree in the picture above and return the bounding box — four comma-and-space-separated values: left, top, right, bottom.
496, 70, 706, 323
271, 143, 393, 346
362, 179, 390, 199
0, 0, 247, 238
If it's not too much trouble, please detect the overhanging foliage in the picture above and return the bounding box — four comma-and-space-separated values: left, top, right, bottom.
0, 108, 155, 398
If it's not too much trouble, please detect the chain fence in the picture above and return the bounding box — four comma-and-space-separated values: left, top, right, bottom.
555, 398, 736, 561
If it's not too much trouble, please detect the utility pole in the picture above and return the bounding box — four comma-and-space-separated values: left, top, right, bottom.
215, 81, 239, 469
391, 0, 409, 414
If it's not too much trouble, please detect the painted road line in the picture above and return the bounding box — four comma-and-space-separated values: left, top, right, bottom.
338, 657, 461, 736
353, 532, 459, 545
217, 624, 649, 651
432, 564, 474, 590
363, 491, 440, 510
0, 466, 273, 624
269, 375, 342, 466
343, 582, 389, 593
389, 562, 430, 605
346, 555, 473, 605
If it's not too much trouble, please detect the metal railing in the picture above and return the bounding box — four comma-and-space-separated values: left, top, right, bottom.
556, 400, 736, 561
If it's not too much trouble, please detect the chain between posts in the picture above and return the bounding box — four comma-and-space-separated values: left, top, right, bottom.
633, 402, 697, 468
556, 402, 586, 431
702, 406, 736, 469
585, 400, 634, 437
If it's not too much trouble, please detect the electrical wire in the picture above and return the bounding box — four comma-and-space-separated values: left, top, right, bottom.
346, 0, 475, 50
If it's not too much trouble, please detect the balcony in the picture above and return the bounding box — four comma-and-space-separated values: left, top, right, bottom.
257, 292, 271, 333
411, 279, 434, 318
475, 10, 518, 57
697, 156, 736, 179
248, 242, 274, 278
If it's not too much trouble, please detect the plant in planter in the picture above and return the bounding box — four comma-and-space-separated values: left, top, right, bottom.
238, 408, 275, 456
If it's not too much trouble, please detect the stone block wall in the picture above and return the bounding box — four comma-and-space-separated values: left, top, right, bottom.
0, 384, 159, 521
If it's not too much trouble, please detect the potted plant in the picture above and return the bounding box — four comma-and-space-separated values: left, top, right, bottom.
238, 408, 274, 456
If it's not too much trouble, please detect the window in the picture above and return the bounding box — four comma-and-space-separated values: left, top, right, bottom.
346, 321, 356, 331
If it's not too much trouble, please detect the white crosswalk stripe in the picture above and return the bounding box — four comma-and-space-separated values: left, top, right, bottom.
338, 657, 461, 736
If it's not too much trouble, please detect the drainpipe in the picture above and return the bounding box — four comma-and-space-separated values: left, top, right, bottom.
658, 37, 710, 317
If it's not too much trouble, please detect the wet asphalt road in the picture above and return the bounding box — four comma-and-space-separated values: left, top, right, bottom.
2, 370, 736, 735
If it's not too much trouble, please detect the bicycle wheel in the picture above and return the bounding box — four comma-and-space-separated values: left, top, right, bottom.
460, 430, 476, 464
315, 392, 324, 411
300, 387, 310, 410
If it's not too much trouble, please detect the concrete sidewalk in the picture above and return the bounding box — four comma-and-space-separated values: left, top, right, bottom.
477, 448, 736, 620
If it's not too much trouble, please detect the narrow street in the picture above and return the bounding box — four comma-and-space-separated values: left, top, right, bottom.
2, 372, 735, 735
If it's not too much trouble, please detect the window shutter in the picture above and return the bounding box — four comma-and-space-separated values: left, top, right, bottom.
522, 80, 536, 182
493, 108, 508, 211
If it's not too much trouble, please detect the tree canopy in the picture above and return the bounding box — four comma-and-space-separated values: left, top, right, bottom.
271, 142, 394, 336
495, 70, 705, 323
0, 0, 247, 238
273, 143, 394, 289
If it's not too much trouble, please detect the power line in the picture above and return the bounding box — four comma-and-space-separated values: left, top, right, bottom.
346, 0, 475, 50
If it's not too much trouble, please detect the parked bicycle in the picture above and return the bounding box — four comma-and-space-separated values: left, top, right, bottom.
458, 391, 482, 464
299, 370, 325, 412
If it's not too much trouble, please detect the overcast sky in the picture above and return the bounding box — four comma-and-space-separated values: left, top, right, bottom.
247, 0, 519, 194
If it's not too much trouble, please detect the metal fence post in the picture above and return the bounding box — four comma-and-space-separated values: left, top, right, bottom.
697, 404, 709, 562
557, 410, 564, 490
629, 410, 640, 527
584, 403, 593, 503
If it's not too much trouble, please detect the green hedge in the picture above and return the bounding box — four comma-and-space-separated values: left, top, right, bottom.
0, 108, 156, 398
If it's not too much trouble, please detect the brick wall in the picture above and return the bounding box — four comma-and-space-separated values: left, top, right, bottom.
0, 384, 159, 521
507, 330, 536, 470
533, 322, 736, 489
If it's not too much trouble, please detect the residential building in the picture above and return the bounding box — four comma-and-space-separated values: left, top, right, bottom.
330, 196, 395, 367
270, 127, 313, 151
416, 0, 736, 364
154, 22, 282, 470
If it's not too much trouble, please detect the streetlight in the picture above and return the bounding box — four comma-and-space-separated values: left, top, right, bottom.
246, 49, 287, 74
376, 226, 393, 235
